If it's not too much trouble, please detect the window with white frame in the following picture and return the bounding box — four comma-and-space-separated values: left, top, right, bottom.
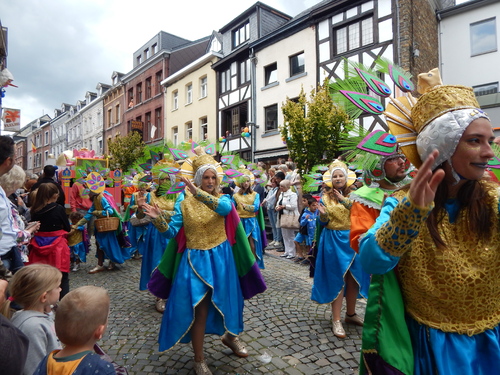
173, 90, 178, 110
45, 131, 49, 145
470, 18, 497, 56
239, 59, 251, 85
186, 84, 193, 104
115, 104, 120, 124
220, 69, 230, 93
44, 151, 48, 164
289, 53, 305, 77
200, 76, 207, 98
152, 43, 157, 55
172, 126, 178, 145
200, 117, 208, 140
186, 122, 193, 140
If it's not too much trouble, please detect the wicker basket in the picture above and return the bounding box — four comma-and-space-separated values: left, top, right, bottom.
94, 213, 120, 233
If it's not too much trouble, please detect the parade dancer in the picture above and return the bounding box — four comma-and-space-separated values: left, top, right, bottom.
144, 146, 266, 375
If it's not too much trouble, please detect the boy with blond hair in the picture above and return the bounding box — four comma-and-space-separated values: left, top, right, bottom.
33, 286, 116, 374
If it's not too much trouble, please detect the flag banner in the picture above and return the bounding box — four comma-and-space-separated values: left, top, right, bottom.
2, 108, 21, 132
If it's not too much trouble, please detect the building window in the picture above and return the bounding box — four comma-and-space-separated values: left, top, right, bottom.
186, 83, 193, 104
136, 55, 142, 65
335, 17, 374, 54
173, 90, 178, 110
154, 108, 161, 138
152, 43, 157, 55
107, 109, 112, 128
265, 104, 278, 132
239, 59, 251, 85
172, 126, 178, 145
136, 83, 143, 103
115, 104, 120, 124
128, 88, 134, 108
220, 69, 230, 93
145, 112, 152, 141
44, 151, 48, 163
45, 131, 49, 145
265, 63, 278, 85
200, 117, 208, 140
146, 77, 152, 100
156, 71, 162, 95
289, 52, 305, 77
222, 103, 248, 137
200, 76, 207, 98
473, 82, 499, 96
232, 21, 250, 49
186, 122, 193, 140
144, 48, 150, 59
471, 18, 497, 56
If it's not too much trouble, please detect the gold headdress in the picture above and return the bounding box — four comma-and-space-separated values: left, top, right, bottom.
322, 160, 356, 188
180, 146, 224, 185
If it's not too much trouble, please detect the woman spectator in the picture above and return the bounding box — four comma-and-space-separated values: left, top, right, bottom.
311, 161, 369, 338
0, 166, 40, 270
29, 183, 70, 297
144, 147, 266, 375
275, 179, 299, 259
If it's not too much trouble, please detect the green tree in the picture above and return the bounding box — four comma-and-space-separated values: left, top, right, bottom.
281, 81, 351, 174
107, 131, 146, 172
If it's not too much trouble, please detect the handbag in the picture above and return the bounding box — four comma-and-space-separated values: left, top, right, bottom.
129, 213, 152, 227
280, 213, 300, 229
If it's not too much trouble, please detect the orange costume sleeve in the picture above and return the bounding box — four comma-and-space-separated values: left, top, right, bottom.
349, 201, 380, 253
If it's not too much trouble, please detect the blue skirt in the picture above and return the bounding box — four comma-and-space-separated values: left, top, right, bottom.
311, 228, 369, 304
407, 316, 500, 375
70, 242, 87, 263
241, 217, 264, 269
158, 240, 244, 352
95, 231, 131, 264
139, 222, 169, 290
128, 223, 148, 255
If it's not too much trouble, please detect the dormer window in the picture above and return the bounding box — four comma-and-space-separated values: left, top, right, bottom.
232, 21, 250, 49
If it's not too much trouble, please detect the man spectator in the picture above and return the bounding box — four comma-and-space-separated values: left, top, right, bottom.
30, 165, 66, 206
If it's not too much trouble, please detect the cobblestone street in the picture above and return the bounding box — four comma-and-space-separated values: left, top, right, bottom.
70, 251, 365, 374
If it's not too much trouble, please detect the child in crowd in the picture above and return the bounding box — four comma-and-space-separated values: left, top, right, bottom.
68, 212, 87, 272
1, 264, 62, 375
34, 286, 116, 375
293, 195, 319, 264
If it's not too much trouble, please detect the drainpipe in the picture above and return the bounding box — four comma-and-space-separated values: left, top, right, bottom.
250, 47, 258, 162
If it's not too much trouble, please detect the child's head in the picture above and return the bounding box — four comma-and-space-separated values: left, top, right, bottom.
69, 211, 83, 225
302, 194, 312, 207
308, 198, 319, 212
1, 264, 61, 317
55, 286, 110, 347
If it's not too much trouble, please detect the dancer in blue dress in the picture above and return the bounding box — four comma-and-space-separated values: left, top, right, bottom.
143, 147, 266, 375
311, 160, 369, 338
233, 168, 265, 269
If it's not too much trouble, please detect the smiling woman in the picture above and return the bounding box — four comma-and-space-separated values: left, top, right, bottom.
358, 69, 500, 375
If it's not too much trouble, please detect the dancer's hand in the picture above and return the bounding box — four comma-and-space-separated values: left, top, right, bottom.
142, 202, 161, 219
181, 176, 197, 195
409, 149, 445, 207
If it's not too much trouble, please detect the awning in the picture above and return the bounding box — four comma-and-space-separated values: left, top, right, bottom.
254, 147, 289, 159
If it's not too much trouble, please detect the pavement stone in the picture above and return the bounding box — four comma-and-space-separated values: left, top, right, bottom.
68, 246, 365, 374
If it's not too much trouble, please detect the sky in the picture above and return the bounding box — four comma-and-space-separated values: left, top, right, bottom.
1, 0, 322, 132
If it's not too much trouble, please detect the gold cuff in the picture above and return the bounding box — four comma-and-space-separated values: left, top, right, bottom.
194, 188, 219, 211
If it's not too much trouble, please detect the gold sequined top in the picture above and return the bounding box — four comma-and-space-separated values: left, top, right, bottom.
181, 189, 227, 250
67, 228, 83, 246
234, 192, 257, 219
150, 193, 176, 211
319, 194, 351, 231
376, 186, 500, 335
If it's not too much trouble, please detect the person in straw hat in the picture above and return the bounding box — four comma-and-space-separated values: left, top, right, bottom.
311, 160, 370, 339
143, 146, 266, 375
232, 167, 265, 269
359, 68, 500, 374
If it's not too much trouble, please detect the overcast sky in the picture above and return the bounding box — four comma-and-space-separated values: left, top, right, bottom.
1, 0, 323, 132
